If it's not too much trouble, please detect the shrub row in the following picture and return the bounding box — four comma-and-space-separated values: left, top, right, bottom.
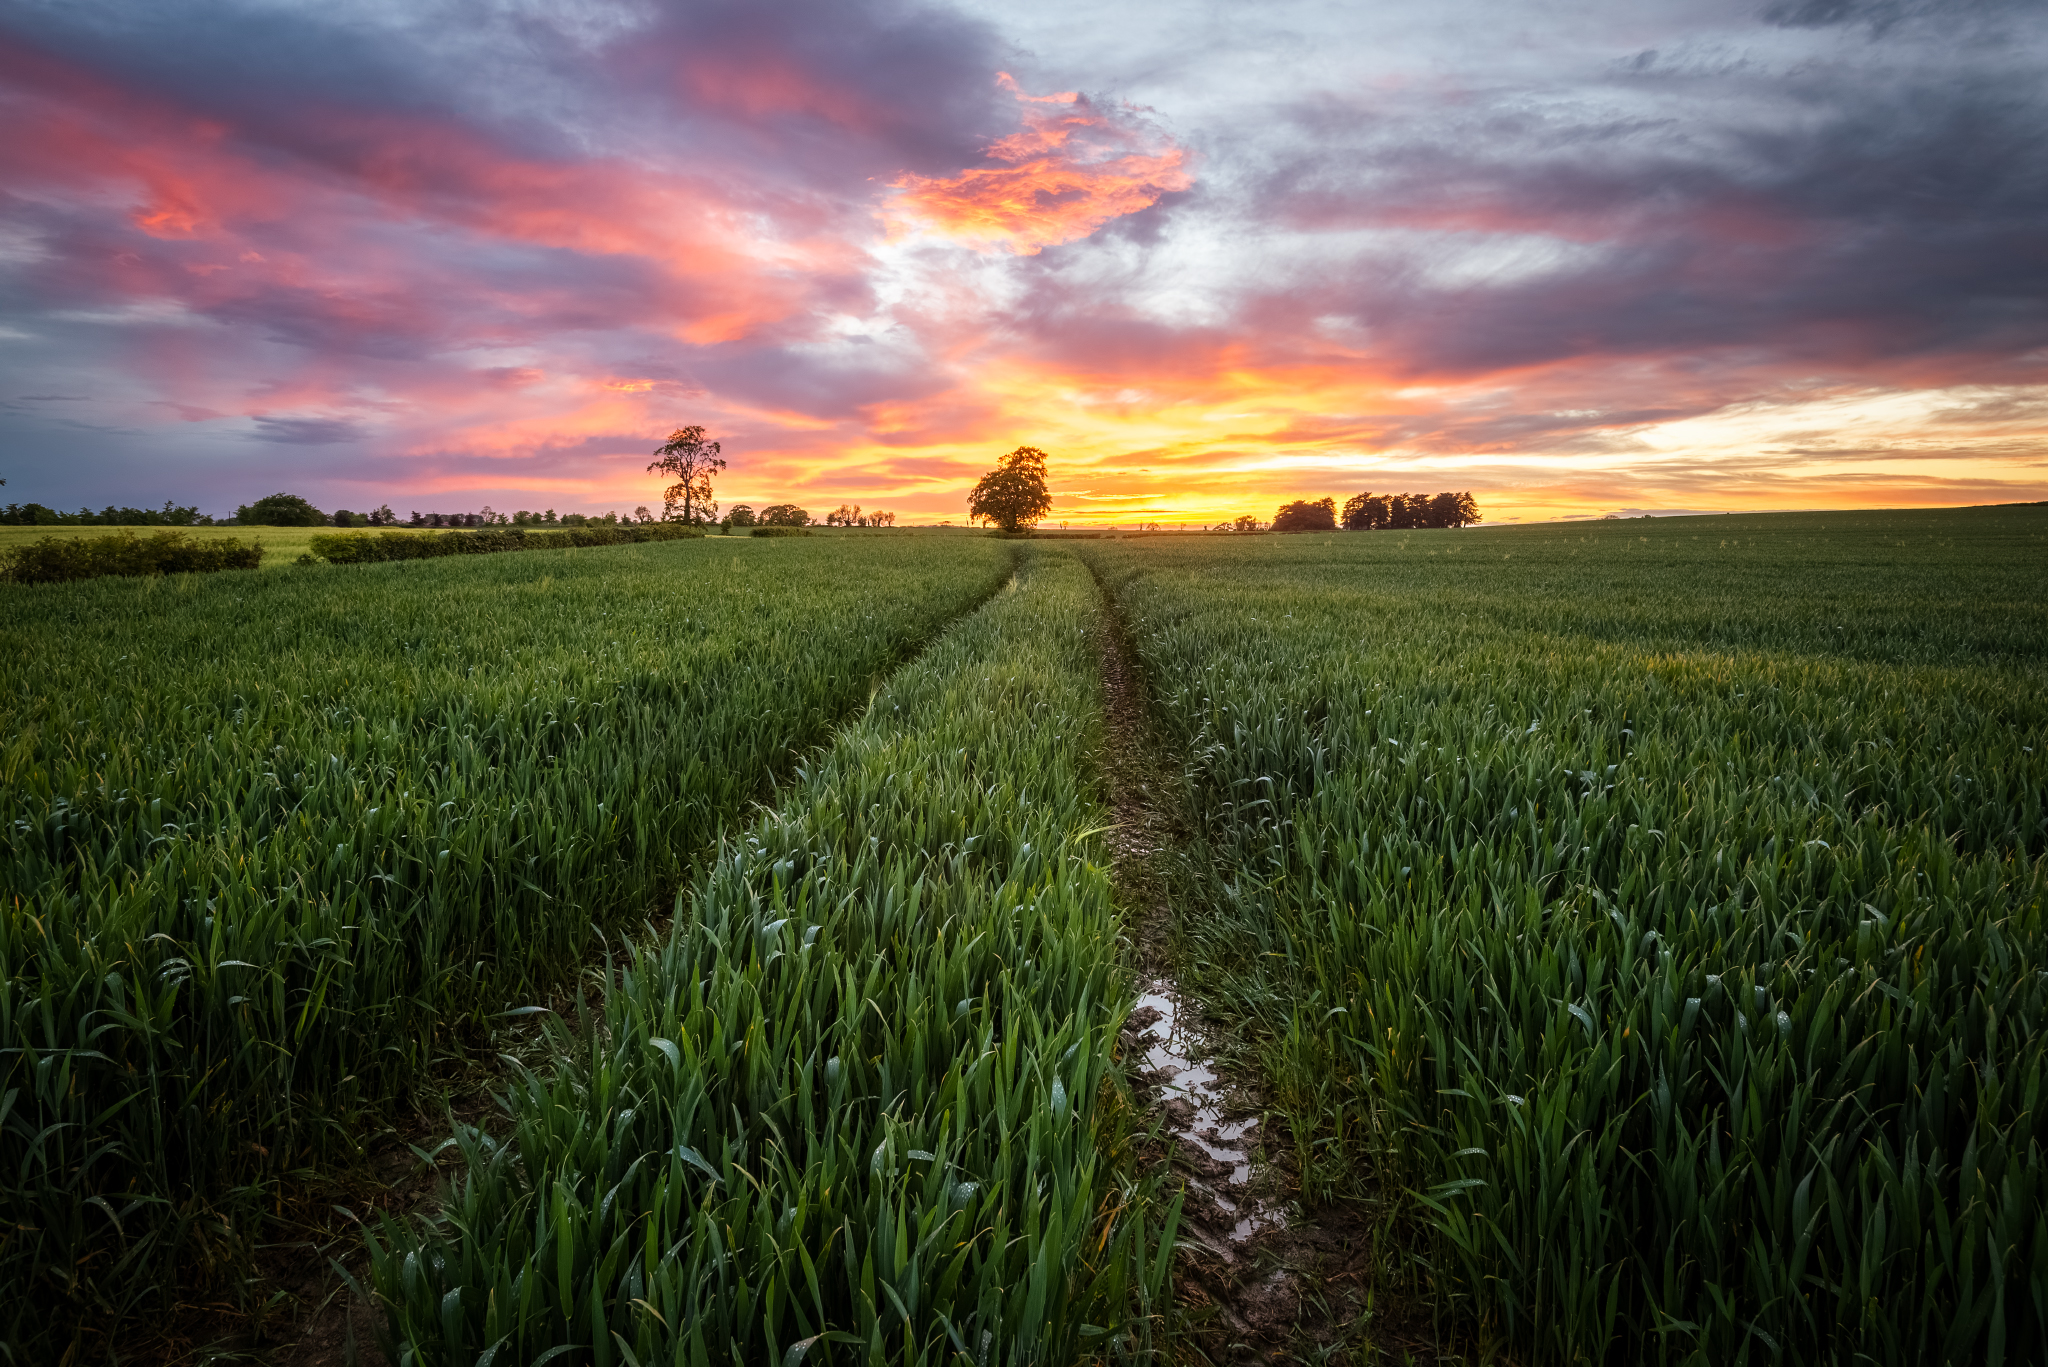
749, 524, 813, 537
308, 523, 702, 563
0, 530, 263, 584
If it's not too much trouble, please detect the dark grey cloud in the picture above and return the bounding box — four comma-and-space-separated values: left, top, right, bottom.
1762, 0, 2040, 33
248, 416, 366, 445
1003, 34, 2048, 387
0, 0, 1011, 190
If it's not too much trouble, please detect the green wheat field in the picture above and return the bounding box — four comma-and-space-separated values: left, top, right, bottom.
3, 506, 2042, 1364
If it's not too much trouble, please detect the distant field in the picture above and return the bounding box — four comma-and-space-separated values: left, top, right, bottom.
0, 522, 968, 566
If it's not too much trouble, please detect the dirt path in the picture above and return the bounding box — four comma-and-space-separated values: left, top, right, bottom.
1089, 573, 1311, 1358
1089, 561, 1452, 1365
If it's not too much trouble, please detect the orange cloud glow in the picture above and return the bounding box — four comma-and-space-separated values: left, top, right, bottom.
8, 7, 2046, 530
887, 76, 1191, 254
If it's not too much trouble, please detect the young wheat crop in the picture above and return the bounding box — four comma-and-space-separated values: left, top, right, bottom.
1082, 507, 2048, 1364
0, 535, 1010, 1356
367, 546, 1175, 1364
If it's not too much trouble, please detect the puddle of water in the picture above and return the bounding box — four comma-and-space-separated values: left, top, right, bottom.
1134, 981, 1282, 1254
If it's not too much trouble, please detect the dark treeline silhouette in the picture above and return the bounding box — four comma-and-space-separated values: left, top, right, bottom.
1273, 498, 1337, 531
823, 504, 897, 527
1, 501, 208, 526
1340, 491, 1481, 530
1260, 491, 1482, 533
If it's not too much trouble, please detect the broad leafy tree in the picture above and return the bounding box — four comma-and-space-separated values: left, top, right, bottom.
1273, 497, 1337, 532
968, 446, 1053, 532
758, 503, 811, 527
648, 425, 726, 524
236, 492, 327, 525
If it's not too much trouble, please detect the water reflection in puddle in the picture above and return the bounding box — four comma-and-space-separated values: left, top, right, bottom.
1134, 981, 1282, 1255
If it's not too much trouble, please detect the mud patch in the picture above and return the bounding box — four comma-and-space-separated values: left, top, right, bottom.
1129, 983, 1282, 1254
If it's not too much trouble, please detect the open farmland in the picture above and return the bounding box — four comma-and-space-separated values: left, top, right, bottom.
2, 507, 2042, 1365
1083, 505, 2048, 1363
0, 534, 1010, 1357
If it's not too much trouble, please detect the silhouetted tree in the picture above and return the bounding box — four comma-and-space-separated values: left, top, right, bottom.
759, 503, 811, 527
1337, 489, 1483, 529
968, 446, 1053, 532
1273, 497, 1337, 532
648, 425, 726, 523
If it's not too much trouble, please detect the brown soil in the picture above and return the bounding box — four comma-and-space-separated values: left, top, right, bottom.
1090, 564, 1463, 1366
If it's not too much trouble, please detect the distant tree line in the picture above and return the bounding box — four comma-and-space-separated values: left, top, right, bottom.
1255, 491, 1482, 532
823, 504, 897, 527
2, 481, 855, 536
723, 504, 814, 529
1, 500, 209, 526
239, 494, 671, 529
1340, 491, 1480, 529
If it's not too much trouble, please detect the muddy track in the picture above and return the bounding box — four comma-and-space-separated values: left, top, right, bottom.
1088, 558, 1454, 1366
1088, 565, 1307, 1359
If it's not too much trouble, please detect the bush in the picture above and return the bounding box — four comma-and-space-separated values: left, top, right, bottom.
1, 532, 263, 584
308, 523, 703, 564
749, 525, 813, 538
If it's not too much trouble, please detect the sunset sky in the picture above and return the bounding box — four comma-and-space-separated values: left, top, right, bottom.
2, 0, 2044, 525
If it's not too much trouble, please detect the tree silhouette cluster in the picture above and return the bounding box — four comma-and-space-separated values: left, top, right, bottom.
1340, 491, 1481, 530
825, 504, 896, 527
1272, 497, 1337, 531
1, 500, 208, 527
